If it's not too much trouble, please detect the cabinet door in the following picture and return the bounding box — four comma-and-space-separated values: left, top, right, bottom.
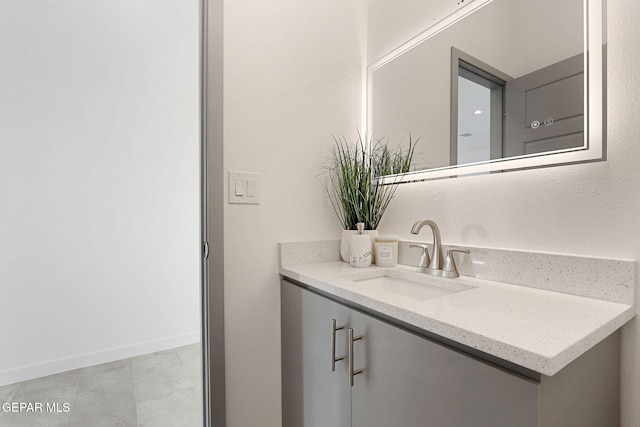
350, 310, 538, 427
281, 280, 351, 427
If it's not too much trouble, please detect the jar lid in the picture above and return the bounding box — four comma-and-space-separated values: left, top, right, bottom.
375, 235, 399, 242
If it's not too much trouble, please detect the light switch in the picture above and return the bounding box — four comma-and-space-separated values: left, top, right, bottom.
228, 171, 260, 204
234, 179, 245, 196
246, 179, 256, 197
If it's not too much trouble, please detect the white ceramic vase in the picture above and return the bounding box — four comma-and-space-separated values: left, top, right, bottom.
340, 229, 378, 263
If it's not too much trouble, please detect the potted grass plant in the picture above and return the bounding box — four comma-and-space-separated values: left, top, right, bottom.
319, 133, 417, 262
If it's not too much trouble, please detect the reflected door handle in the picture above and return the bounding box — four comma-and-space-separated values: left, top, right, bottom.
331, 319, 345, 372
531, 118, 554, 129
348, 328, 363, 387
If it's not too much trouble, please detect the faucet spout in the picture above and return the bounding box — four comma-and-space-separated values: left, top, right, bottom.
410, 220, 444, 276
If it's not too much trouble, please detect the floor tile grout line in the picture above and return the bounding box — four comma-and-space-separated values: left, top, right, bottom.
65, 372, 81, 427
10, 381, 22, 400
181, 348, 200, 392
176, 347, 195, 388
178, 343, 203, 390
131, 356, 141, 427
0, 381, 21, 420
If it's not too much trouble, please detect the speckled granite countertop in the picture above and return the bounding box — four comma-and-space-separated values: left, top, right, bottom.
280, 261, 635, 376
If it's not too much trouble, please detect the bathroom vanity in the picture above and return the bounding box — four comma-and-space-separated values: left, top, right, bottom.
279, 241, 635, 427
278, 0, 620, 423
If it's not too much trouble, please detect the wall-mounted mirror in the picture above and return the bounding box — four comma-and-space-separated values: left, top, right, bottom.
368, 0, 605, 182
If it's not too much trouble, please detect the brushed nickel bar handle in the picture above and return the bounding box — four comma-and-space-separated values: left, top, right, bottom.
331, 319, 345, 372
348, 328, 363, 387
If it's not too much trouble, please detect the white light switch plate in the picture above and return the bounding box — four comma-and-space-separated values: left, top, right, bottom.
228, 171, 260, 204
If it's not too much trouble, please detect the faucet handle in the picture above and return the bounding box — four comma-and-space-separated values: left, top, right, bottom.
409, 244, 430, 273
442, 248, 470, 278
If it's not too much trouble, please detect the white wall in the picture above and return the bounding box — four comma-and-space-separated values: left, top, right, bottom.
223, 0, 366, 424
0, 0, 200, 385
369, 1, 640, 425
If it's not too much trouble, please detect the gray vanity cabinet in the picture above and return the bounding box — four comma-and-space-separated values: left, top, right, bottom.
281, 278, 352, 426
281, 279, 539, 427
349, 308, 537, 427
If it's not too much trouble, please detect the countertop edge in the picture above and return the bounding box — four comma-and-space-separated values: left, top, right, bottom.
279, 263, 636, 376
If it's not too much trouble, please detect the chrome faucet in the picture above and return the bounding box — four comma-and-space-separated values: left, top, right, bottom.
410, 220, 444, 276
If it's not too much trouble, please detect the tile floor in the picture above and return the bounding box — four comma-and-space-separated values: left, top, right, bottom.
0, 343, 202, 427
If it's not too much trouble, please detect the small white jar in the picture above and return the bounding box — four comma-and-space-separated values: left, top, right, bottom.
374, 236, 399, 267
350, 223, 372, 268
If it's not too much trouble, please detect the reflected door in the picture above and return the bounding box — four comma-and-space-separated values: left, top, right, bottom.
504, 53, 584, 156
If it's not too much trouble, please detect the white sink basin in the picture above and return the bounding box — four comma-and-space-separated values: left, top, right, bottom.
340, 268, 474, 301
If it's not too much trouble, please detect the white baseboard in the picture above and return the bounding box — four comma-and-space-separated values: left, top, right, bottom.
0, 332, 200, 387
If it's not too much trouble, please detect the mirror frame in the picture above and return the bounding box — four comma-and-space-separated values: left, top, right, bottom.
367, 0, 606, 183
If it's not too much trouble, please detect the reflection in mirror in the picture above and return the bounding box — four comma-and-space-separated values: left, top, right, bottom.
369, 0, 605, 182
452, 48, 510, 165
452, 47, 584, 163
